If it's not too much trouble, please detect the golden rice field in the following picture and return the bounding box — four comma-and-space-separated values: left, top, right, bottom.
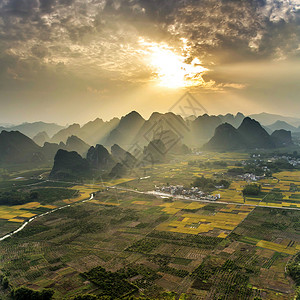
159, 201, 207, 215
63, 185, 97, 204
156, 204, 253, 238
273, 171, 300, 182
216, 181, 246, 204
256, 240, 300, 255
0, 185, 99, 224
213, 171, 300, 209
0, 202, 57, 223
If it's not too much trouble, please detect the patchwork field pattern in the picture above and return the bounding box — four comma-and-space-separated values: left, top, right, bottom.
157, 204, 253, 237
0, 154, 300, 299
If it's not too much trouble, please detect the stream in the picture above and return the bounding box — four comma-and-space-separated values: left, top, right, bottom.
0, 193, 94, 242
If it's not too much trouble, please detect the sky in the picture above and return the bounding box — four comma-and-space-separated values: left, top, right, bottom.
0, 0, 299, 125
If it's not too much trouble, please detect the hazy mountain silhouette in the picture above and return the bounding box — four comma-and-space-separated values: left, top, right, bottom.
109, 163, 127, 178
0, 122, 64, 138
65, 135, 90, 156
42, 142, 66, 161
86, 144, 115, 171
203, 123, 247, 150
0, 131, 45, 165
80, 117, 119, 145
105, 111, 145, 147
218, 113, 245, 128
271, 130, 294, 147
191, 114, 222, 142
267, 120, 299, 133
238, 117, 275, 149
133, 112, 188, 147
204, 117, 277, 150
143, 139, 167, 163
2, 112, 299, 168
111, 144, 137, 168
33, 131, 50, 146
50, 118, 119, 146
51, 124, 81, 144
249, 112, 300, 127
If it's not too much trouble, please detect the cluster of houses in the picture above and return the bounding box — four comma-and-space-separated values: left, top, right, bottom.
251, 154, 300, 168
154, 185, 221, 201
237, 173, 265, 182
268, 155, 300, 167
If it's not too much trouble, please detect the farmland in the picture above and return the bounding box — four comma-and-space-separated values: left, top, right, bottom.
0, 152, 299, 299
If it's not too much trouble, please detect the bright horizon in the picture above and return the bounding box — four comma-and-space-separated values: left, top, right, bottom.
0, 0, 299, 124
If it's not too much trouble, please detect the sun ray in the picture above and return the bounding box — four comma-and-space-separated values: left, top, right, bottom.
139, 38, 209, 89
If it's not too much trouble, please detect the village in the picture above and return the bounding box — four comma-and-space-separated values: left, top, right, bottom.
153, 185, 221, 201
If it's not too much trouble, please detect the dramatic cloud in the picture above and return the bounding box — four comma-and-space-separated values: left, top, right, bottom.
0, 0, 299, 123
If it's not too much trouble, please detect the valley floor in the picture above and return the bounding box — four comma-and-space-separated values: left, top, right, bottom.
0, 152, 299, 299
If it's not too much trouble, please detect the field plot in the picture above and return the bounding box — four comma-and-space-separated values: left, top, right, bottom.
0, 202, 56, 223
158, 201, 207, 215
157, 204, 252, 237
119, 152, 247, 192
256, 240, 299, 255
0, 187, 299, 299
1, 153, 300, 299
217, 181, 246, 204
273, 171, 300, 182
231, 207, 300, 254
0, 184, 99, 238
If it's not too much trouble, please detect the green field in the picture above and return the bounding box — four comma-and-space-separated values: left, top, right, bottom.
0, 152, 299, 299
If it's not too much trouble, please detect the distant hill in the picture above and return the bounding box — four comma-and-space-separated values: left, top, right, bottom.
271, 130, 294, 147
80, 117, 119, 146
51, 124, 81, 144
50, 118, 119, 145
49, 149, 90, 180
0, 122, 65, 138
133, 112, 190, 147
41, 111, 250, 149
266, 120, 299, 133
249, 113, 300, 127
238, 117, 275, 149
203, 123, 247, 151
111, 144, 137, 168
0, 131, 45, 165
33, 131, 50, 146
143, 139, 167, 163
191, 114, 222, 141
109, 162, 127, 178
0, 129, 94, 167
105, 111, 145, 147
86, 144, 115, 171
218, 113, 245, 128
42, 142, 65, 161
203, 117, 276, 150
65, 135, 90, 156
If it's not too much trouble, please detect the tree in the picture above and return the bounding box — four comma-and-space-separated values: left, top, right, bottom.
11, 286, 54, 300
242, 184, 261, 196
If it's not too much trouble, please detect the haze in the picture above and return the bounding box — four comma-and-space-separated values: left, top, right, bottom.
0, 0, 299, 124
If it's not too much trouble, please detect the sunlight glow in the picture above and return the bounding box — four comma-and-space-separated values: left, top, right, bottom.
139, 38, 209, 89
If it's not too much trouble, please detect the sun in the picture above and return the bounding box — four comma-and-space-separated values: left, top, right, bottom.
139, 39, 208, 89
